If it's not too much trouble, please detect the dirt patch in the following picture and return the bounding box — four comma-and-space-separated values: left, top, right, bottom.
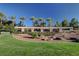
12, 34, 48, 42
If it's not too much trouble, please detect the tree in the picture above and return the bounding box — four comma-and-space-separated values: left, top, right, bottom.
4, 24, 9, 31
9, 24, 15, 33
3, 16, 7, 21
38, 18, 43, 27
0, 22, 3, 31
30, 16, 36, 27
18, 21, 22, 26
20, 16, 25, 26
55, 21, 61, 27
46, 17, 53, 27
11, 16, 16, 26
40, 22, 46, 27
70, 18, 79, 29
0, 12, 5, 25
41, 19, 46, 27
38, 18, 46, 27
62, 17, 69, 27
34, 20, 39, 27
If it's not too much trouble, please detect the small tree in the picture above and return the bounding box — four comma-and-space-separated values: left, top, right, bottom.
10, 16, 16, 26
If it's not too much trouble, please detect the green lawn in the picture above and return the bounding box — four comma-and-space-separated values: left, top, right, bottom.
0, 33, 79, 56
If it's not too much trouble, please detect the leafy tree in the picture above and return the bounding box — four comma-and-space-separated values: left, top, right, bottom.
3, 16, 7, 21
62, 17, 69, 27
0, 23, 3, 32
9, 24, 15, 33
70, 18, 79, 28
0, 12, 5, 21
4, 24, 9, 31
46, 17, 53, 27
10, 16, 16, 26
0, 12, 5, 26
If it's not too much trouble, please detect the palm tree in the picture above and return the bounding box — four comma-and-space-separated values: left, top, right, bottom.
38, 18, 43, 27
11, 16, 16, 26
40, 18, 46, 27
19, 16, 25, 26
46, 17, 53, 27
34, 20, 39, 27
62, 17, 69, 27
55, 21, 61, 27
70, 17, 79, 29
30, 16, 36, 27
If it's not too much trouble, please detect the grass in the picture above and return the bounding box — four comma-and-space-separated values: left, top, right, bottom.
0, 32, 79, 55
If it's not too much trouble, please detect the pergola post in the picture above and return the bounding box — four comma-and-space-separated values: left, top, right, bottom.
49, 27, 52, 32
31, 28, 34, 32
70, 28, 73, 31
21, 28, 25, 32
59, 28, 63, 32
41, 29, 43, 32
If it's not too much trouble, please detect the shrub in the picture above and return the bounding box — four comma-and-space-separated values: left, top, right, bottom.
36, 32, 55, 36
29, 32, 37, 38
70, 37, 79, 42
9, 24, 15, 33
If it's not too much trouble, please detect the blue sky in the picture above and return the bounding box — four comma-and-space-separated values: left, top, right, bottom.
0, 3, 79, 26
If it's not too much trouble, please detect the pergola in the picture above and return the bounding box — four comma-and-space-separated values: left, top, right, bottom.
15, 27, 73, 32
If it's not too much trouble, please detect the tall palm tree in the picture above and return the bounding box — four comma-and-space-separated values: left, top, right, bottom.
30, 16, 36, 27
11, 16, 16, 26
38, 18, 43, 27
39, 18, 46, 27
20, 16, 25, 26
46, 17, 53, 27
70, 17, 79, 29
55, 21, 61, 27
62, 17, 69, 27
34, 20, 39, 27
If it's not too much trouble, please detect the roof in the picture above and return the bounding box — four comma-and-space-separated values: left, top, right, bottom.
15, 26, 73, 29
